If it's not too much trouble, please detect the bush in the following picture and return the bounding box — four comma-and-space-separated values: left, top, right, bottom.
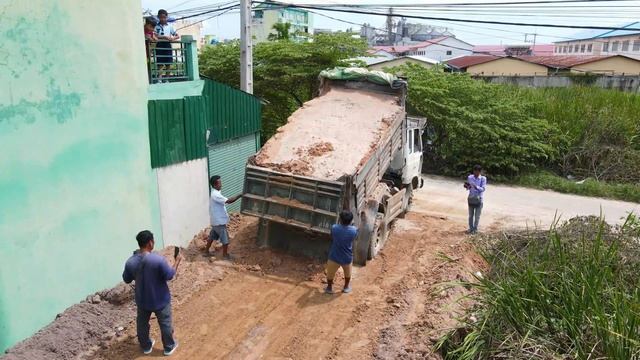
401, 65, 558, 180
439, 216, 640, 359
516, 172, 640, 203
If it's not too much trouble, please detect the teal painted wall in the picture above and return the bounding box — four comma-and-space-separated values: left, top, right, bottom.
0, 1, 161, 351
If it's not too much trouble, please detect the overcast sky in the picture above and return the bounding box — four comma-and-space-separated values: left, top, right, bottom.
141, 0, 640, 45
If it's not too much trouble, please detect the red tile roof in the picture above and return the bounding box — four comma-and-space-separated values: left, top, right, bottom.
373, 37, 449, 54
446, 55, 502, 69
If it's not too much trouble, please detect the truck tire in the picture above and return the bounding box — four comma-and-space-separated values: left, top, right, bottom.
367, 213, 387, 260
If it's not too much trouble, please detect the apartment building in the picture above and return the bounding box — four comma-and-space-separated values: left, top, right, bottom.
554, 21, 640, 56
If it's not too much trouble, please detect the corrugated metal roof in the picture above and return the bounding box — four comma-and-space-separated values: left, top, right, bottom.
519, 55, 626, 68
369, 55, 440, 67
473, 44, 555, 56
557, 21, 640, 42
446, 55, 502, 69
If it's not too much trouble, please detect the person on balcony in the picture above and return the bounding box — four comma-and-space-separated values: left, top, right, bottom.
154, 9, 179, 83
144, 17, 157, 82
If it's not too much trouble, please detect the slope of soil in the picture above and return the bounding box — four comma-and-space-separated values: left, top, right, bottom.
255, 87, 404, 179
90, 212, 483, 360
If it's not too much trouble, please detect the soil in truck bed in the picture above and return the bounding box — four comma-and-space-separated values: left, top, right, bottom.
255, 87, 404, 180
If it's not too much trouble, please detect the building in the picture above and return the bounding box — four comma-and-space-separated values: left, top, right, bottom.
0, 1, 261, 353
522, 55, 640, 75
447, 55, 549, 76
368, 56, 439, 74
173, 19, 205, 49
252, 1, 313, 43
373, 36, 473, 62
474, 44, 555, 56
447, 54, 640, 76
553, 21, 640, 56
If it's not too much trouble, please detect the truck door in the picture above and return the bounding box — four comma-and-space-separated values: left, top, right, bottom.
402, 117, 427, 187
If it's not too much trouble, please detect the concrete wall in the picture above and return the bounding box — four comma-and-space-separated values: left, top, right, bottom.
468, 58, 549, 76
479, 75, 640, 92
0, 0, 161, 351
157, 159, 210, 248
571, 56, 640, 75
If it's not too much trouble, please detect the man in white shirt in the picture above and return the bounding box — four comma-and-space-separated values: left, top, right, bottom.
205, 175, 242, 260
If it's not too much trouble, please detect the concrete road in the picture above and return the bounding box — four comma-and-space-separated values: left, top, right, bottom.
414, 175, 639, 230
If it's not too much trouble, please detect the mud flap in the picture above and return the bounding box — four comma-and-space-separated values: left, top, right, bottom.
354, 199, 378, 266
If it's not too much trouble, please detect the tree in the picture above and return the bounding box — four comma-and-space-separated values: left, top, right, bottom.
268, 22, 291, 41
199, 32, 368, 142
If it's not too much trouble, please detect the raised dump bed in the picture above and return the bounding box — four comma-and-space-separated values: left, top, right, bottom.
241, 68, 425, 265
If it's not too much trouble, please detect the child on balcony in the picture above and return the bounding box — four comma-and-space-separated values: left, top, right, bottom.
155, 9, 179, 83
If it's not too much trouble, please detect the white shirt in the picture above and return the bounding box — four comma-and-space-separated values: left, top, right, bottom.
209, 189, 229, 226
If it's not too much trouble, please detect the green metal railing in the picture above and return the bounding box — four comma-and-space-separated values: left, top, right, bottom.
145, 36, 197, 84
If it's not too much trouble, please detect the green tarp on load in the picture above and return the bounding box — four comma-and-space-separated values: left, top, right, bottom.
319, 67, 404, 88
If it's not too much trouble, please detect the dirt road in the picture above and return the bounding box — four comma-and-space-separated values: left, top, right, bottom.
86, 177, 636, 360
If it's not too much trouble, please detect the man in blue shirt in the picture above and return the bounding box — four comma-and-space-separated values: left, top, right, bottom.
123, 230, 181, 356
325, 210, 358, 294
464, 164, 487, 234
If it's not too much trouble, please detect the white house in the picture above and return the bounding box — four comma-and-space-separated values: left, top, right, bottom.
374, 36, 473, 62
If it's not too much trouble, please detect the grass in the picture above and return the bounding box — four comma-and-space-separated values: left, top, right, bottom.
437, 216, 640, 359
515, 172, 640, 203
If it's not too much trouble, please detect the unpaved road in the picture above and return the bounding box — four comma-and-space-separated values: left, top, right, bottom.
90, 176, 638, 360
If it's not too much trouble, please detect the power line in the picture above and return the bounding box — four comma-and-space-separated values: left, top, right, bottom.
173, 2, 239, 21
175, 6, 239, 30
293, 0, 639, 7
262, 1, 640, 31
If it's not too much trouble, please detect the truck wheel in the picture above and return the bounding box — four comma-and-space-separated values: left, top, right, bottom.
367, 214, 387, 260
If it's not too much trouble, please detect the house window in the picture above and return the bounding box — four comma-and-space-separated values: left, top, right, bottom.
568, 45, 573, 53
580, 44, 586, 53
563, 46, 568, 53
633, 40, 640, 52
603, 42, 609, 52
446, 50, 452, 55
587, 44, 593, 52
574, 44, 579, 52
612, 41, 619, 51
622, 40, 630, 51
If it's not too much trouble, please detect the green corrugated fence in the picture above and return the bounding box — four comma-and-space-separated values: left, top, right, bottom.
148, 79, 262, 169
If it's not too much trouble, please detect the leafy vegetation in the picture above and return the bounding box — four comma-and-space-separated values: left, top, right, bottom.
439, 216, 640, 359
516, 171, 640, 203
401, 65, 639, 198
402, 65, 558, 180
199, 32, 367, 142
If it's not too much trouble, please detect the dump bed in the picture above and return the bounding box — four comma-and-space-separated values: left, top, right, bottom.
241, 69, 406, 234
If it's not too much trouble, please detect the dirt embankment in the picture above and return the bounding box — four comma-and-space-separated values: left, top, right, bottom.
255, 87, 404, 179
1, 215, 247, 360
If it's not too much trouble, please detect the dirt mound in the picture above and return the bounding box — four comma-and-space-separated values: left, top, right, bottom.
2, 218, 243, 360
255, 87, 403, 179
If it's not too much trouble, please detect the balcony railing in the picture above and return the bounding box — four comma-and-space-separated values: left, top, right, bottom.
146, 36, 199, 84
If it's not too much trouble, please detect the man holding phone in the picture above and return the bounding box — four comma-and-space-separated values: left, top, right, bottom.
464, 165, 487, 234
123, 230, 181, 356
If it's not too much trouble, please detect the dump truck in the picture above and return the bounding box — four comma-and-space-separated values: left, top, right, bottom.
240, 68, 425, 265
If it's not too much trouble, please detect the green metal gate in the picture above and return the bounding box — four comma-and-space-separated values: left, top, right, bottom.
207, 133, 260, 213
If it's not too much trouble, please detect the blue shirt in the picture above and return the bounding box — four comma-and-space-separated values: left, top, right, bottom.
154, 23, 177, 38
329, 224, 358, 265
123, 252, 175, 311
467, 174, 487, 198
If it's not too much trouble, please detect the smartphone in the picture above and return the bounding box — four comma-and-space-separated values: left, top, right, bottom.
174, 246, 180, 259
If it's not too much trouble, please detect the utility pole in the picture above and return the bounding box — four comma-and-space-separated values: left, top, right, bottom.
386, 7, 394, 46
240, 0, 253, 94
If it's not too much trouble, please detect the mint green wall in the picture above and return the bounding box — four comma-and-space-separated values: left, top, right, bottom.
0, 1, 161, 351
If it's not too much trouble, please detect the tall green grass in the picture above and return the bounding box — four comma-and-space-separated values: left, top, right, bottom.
438, 216, 640, 359
516, 171, 640, 203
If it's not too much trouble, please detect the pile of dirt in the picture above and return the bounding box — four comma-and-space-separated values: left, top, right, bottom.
1, 219, 243, 360
255, 87, 403, 179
